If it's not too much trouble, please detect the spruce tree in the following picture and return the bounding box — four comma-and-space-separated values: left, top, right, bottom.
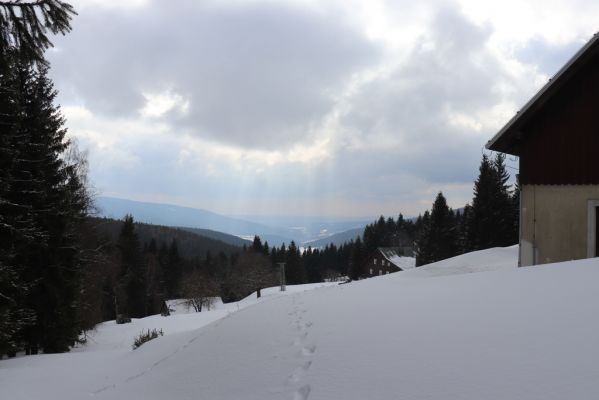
116, 215, 145, 319
492, 153, 517, 246
285, 241, 306, 284
165, 239, 182, 298
0, 0, 76, 66
251, 235, 263, 253
10, 60, 88, 353
414, 211, 430, 266
466, 154, 518, 251
0, 50, 35, 356
0, 0, 86, 357
144, 238, 165, 315
348, 236, 364, 279
415, 193, 458, 266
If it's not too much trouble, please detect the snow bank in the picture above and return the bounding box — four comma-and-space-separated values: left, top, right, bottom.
240, 281, 340, 304
401, 245, 518, 278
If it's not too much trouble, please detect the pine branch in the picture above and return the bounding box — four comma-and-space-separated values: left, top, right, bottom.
0, 0, 76, 65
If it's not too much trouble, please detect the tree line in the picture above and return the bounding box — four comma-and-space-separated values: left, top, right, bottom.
279, 152, 519, 278
414, 153, 518, 266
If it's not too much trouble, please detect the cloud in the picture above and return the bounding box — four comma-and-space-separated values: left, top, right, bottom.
49, 0, 599, 217
331, 6, 539, 184
514, 37, 587, 76
49, 0, 381, 150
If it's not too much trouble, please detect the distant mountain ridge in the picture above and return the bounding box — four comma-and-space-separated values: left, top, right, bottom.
96, 197, 294, 245
91, 217, 242, 259
179, 227, 251, 248
305, 227, 364, 248
96, 197, 373, 246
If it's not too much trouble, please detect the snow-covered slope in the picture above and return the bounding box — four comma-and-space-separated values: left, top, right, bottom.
3, 247, 599, 400
402, 245, 518, 278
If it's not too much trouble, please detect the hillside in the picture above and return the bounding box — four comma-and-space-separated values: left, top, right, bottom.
96, 197, 371, 246
178, 226, 251, 247
91, 217, 242, 258
96, 197, 294, 245
4, 247, 599, 399
304, 226, 363, 247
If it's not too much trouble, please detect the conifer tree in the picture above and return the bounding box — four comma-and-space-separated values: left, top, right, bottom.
285, 241, 306, 284
348, 236, 364, 279
0, 50, 36, 356
415, 193, 457, 266
466, 154, 518, 251
144, 239, 165, 315
0, 0, 76, 66
251, 235, 263, 253
165, 239, 183, 297
0, 0, 85, 356
492, 153, 516, 246
13, 61, 88, 353
116, 215, 145, 319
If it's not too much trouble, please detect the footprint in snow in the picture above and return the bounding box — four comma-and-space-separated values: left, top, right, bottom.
302, 345, 316, 356
293, 332, 308, 346
294, 384, 311, 400
286, 361, 312, 384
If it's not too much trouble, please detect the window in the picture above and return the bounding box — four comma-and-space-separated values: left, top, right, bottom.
379, 270, 382, 275
369, 268, 373, 275
373, 258, 377, 265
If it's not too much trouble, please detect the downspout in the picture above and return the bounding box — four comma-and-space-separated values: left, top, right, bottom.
532, 184, 537, 266
517, 174, 522, 267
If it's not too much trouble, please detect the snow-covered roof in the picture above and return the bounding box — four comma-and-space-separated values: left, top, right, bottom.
377, 247, 416, 270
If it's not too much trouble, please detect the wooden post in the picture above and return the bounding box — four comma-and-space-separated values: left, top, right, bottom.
278, 262, 286, 291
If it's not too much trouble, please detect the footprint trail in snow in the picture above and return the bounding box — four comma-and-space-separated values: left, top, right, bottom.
287, 294, 315, 400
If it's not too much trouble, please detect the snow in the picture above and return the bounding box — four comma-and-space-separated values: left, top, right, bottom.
3, 246, 599, 400
389, 255, 416, 270
401, 245, 518, 278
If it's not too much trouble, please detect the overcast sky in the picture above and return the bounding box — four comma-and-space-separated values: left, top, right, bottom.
47, 0, 598, 218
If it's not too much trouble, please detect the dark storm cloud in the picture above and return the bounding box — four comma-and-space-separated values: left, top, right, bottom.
49, 1, 381, 150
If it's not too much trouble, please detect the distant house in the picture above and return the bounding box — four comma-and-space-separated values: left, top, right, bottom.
365, 247, 415, 277
487, 33, 599, 266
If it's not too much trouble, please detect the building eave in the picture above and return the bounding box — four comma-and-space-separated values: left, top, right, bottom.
487, 32, 599, 155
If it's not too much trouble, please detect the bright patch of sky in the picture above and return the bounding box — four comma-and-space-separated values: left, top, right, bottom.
49, 0, 599, 217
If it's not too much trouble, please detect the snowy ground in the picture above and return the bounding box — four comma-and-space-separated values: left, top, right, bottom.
3, 246, 599, 400
401, 245, 518, 278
